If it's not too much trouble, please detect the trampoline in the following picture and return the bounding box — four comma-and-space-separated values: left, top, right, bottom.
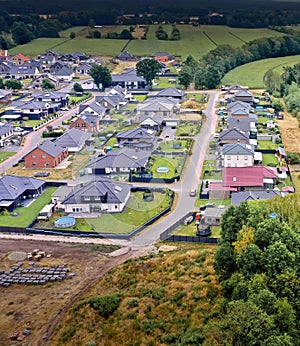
55, 216, 76, 228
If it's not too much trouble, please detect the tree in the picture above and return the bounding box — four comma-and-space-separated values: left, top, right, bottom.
70, 32, 76, 39
236, 244, 263, 278
178, 66, 193, 89
89, 64, 112, 91
262, 334, 295, 346
155, 26, 168, 40
0, 78, 4, 89
42, 78, 55, 90
119, 29, 133, 40
92, 30, 101, 39
170, 26, 180, 41
12, 21, 33, 45
214, 242, 236, 280
272, 98, 284, 112
73, 82, 83, 93
4, 79, 22, 90
136, 58, 162, 88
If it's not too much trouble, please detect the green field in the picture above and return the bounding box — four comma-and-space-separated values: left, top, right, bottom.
0, 151, 16, 163
222, 55, 300, 88
9, 25, 286, 60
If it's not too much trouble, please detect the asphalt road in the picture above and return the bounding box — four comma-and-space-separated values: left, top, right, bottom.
130, 90, 220, 246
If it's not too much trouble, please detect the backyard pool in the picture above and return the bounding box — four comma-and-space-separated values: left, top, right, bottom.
55, 216, 76, 228
156, 166, 170, 173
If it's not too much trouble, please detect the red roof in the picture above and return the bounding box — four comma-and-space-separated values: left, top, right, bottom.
14, 53, 30, 61
209, 182, 237, 191
222, 166, 278, 187
282, 186, 294, 192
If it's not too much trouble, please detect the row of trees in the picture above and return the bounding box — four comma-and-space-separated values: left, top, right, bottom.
178, 35, 300, 89
155, 25, 180, 41
210, 194, 300, 345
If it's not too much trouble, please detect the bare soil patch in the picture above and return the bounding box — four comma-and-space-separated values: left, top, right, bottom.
275, 106, 300, 191
0, 239, 122, 346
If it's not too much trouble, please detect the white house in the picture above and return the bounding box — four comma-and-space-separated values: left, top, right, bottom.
221, 142, 254, 167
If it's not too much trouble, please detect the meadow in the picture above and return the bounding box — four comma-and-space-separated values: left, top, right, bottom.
9, 25, 285, 60
222, 54, 300, 88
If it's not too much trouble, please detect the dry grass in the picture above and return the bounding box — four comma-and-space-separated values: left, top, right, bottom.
52, 243, 220, 346
275, 104, 300, 192
112, 61, 137, 74
0, 240, 119, 345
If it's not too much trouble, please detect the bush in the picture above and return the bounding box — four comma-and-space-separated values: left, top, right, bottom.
88, 294, 122, 318
127, 298, 139, 308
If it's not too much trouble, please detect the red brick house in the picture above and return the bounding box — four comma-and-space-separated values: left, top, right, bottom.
10, 53, 30, 65
70, 114, 100, 134
24, 140, 68, 169
151, 52, 174, 64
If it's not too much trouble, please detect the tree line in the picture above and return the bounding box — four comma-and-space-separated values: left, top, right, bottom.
179, 35, 300, 90
209, 194, 300, 345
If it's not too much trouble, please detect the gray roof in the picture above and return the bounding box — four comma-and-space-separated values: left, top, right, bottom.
54, 66, 74, 76
222, 142, 254, 156
0, 175, 45, 202
156, 88, 184, 98
219, 128, 249, 141
31, 140, 66, 158
55, 128, 91, 149
32, 91, 68, 101
8, 63, 39, 75
78, 114, 99, 126
138, 99, 175, 112
235, 90, 253, 98
117, 51, 135, 59
112, 68, 146, 83
228, 117, 251, 132
151, 52, 174, 59
19, 101, 49, 110
0, 89, 12, 97
139, 113, 164, 125
226, 101, 252, 111
231, 189, 284, 206
116, 127, 155, 141
79, 101, 106, 115
231, 108, 250, 116
62, 178, 130, 205
0, 123, 13, 137
87, 148, 151, 170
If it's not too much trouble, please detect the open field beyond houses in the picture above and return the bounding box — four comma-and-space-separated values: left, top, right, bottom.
10, 25, 285, 59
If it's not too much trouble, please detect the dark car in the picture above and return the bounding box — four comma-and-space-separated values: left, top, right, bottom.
196, 226, 212, 237
34, 172, 50, 177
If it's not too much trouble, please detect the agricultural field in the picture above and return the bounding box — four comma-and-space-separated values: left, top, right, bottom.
9, 25, 286, 60
222, 55, 300, 88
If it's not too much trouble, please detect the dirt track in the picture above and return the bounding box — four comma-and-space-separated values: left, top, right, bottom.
0, 240, 138, 346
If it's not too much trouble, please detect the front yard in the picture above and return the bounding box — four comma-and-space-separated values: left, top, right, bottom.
149, 155, 185, 179
157, 139, 190, 152
0, 187, 57, 227
175, 121, 201, 136
0, 151, 16, 163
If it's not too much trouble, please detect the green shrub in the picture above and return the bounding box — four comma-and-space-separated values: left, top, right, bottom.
88, 294, 122, 318
127, 298, 139, 308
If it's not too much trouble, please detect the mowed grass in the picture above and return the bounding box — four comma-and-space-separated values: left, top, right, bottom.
0, 187, 57, 227
222, 55, 300, 88
0, 151, 16, 163
9, 25, 285, 60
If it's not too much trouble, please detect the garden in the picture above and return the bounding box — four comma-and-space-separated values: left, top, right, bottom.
35, 189, 174, 234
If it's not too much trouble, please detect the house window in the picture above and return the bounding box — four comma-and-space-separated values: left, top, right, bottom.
84, 196, 90, 201
227, 156, 231, 160
30, 109, 34, 112
32, 162, 37, 166
115, 205, 118, 209
244, 156, 248, 160
42, 155, 46, 159
236, 155, 239, 160
45, 162, 50, 166
75, 123, 80, 127
32, 155, 37, 158
94, 196, 100, 200
82, 123, 86, 127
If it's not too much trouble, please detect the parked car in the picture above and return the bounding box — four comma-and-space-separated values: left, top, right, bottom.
189, 188, 197, 197
213, 133, 220, 139
34, 172, 50, 177
184, 215, 194, 225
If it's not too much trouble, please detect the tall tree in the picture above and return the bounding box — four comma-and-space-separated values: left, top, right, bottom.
89, 64, 112, 91
136, 58, 162, 88
42, 78, 55, 90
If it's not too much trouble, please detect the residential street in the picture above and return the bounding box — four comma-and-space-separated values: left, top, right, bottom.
0, 90, 220, 247
131, 90, 220, 246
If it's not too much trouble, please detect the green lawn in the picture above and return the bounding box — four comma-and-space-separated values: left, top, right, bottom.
195, 198, 231, 208
222, 55, 300, 89
22, 120, 43, 127
258, 140, 278, 150
258, 116, 270, 125
0, 151, 16, 163
150, 155, 184, 179
38, 190, 173, 234
176, 122, 201, 136
153, 77, 180, 89
9, 25, 286, 60
174, 223, 221, 238
158, 139, 189, 152
262, 153, 279, 166
186, 93, 206, 103
0, 187, 57, 227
